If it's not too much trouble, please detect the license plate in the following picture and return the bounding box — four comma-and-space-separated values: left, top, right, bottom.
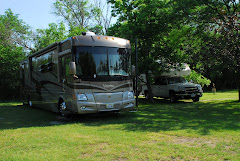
191, 94, 196, 97
106, 104, 114, 108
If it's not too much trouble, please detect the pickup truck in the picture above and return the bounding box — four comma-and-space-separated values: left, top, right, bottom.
141, 76, 203, 102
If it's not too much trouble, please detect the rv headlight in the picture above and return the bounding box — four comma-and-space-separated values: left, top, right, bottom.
128, 91, 134, 99
77, 93, 88, 101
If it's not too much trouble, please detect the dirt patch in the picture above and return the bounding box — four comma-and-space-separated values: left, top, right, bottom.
171, 136, 217, 148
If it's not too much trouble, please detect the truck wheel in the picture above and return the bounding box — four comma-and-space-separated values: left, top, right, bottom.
170, 93, 177, 103
144, 91, 149, 100
193, 97, 200, 102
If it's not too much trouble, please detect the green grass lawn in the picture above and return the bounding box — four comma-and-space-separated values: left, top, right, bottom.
0, 90, 240, 160
201, 89, 238, 101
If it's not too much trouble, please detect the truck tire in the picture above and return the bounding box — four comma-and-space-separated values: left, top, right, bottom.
170, 92, 177, 103
192, 97, 200, 102
144, 91, 149, 100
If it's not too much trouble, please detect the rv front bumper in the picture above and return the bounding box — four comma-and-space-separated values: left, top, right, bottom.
76, 99, 135, 114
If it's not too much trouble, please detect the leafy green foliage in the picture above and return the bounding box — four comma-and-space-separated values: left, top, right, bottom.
34, 22, 68, 51
0, 9, 28, 100
108, 0, 203, 101
173, 0, 240, 90
0, 46, 25, 99
52, 0, 108, 34
0, 9, 32, 50
53, 0, 92, 27
68, 25, 86, 37
184, 70, 211, 88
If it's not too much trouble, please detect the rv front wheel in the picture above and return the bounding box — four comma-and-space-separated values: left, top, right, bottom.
58, 99, 67, 116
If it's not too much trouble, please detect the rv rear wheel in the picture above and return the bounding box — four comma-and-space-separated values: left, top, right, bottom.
27, 94, 32, 107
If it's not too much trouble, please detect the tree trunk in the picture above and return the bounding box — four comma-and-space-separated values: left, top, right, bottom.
145, 71, 154, 103
238, 82, 240, 101
238, 88, 240, 102
237, 74, 240, 102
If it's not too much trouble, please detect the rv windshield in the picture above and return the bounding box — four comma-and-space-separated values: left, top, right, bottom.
167, 77, 188, 84
75, 47, 131, 77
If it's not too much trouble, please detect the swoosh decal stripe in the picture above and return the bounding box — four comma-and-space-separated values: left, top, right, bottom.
66, 83, 133, 91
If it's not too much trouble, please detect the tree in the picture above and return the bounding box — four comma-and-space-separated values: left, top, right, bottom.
108, 0, 193, 101
177, 0, 240, 99
184, 70, 211, 87
33, 22, 68, 51
0, 9, 33, 51
52, 0, 112, 35
53, 0, 94, 27
205, 0, 240, 100
92, 0, 113, 34
0, 9, 28, 99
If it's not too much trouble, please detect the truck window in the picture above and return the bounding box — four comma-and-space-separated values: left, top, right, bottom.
168, 77, 188, 84
154, 77, 167, 85
161, 78, 168, 85
154, 77, 161, 85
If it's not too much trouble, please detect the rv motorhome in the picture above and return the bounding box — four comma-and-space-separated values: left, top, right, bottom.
20, 32, 136, 116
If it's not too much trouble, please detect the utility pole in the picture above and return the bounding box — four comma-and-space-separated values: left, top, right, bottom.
135, 38, 138, 107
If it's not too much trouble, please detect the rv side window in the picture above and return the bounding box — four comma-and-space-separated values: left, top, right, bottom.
61, 55, 71, 77
20, 64, 24, 83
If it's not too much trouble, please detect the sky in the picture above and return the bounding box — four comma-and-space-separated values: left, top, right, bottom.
0, 0, 61, 30
0, 0, 114, 31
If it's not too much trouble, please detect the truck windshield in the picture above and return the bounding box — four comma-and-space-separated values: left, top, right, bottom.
75, 47, 131, 77
167, 77, 188, 84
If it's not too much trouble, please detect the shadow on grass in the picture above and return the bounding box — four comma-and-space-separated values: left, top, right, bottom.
75, 98, 240, 135
1, 99, 240, 135
0, 103, 58, 130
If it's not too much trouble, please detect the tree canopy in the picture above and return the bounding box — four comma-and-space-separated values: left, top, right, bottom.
107, 0, 239, 100
1, 0, 239, 100
52, 0, 112, 35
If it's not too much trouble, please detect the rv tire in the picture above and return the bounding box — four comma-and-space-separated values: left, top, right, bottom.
58, 99, 71, 118
27, 94, 32, 107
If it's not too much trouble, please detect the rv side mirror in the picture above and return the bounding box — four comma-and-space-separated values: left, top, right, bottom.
69, 61, 76, 75
132, 65, 136, 76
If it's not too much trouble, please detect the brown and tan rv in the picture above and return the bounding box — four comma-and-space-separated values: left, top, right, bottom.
20, 32, 136, 116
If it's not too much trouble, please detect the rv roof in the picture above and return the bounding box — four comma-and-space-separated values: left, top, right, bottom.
70, 35, 131, 48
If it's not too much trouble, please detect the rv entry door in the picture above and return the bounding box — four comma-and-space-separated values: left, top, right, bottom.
60, 55, 72, 92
